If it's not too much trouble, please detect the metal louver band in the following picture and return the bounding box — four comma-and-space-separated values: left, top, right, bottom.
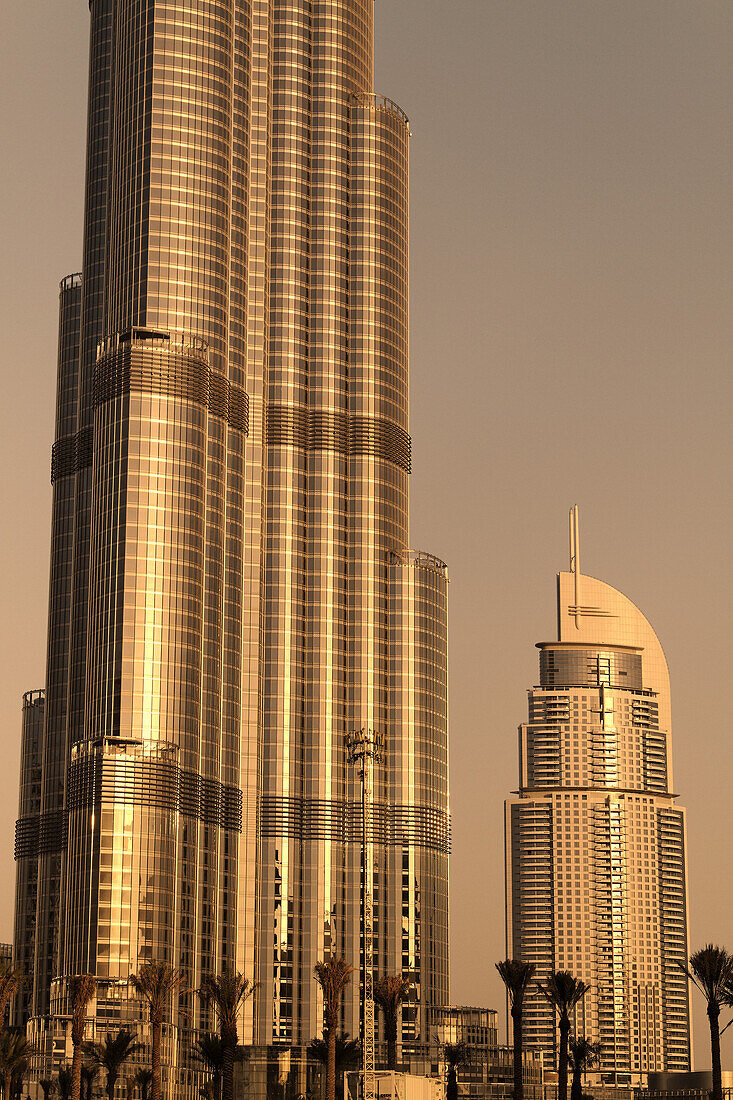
93, 333, 249, 434
67, 753, 243, 833
259, 795, 450, 854
14, 811, 67, 860
51, 425, 94, 483
266, 404, 412, 473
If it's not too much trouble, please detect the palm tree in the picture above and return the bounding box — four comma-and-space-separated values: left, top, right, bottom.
308, 1034, 361, 1100
443, 1042, 466, 1100
568, 1038, 601, 1100
129, 963, 185, 1100
80, 1063, 100, 1100
193, 1034, 224, 1100
58, 1067, 73, 1100
193, 1033, 248, 1100
373, 975, 410, 1071
313, 957, 353, 1100
496, 959, 536, 1100
539, 972, 589, 1100
69, 974, 97, 1100
134, 1068, 153, 1100
0, 1030, 34, 1100
0, 961, 22, 1024
198, 972, 256, 1100
40, 1080, 57, 1100
681, 946, 733, 1100
83, 1028, 142, 1100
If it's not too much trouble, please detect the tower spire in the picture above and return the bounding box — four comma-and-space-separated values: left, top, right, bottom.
569, 504, 580, 627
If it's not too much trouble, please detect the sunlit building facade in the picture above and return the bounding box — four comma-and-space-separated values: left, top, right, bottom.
505, 524, 690, 1085
13, 0, 450, 1093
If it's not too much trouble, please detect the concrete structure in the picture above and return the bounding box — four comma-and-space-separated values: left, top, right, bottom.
13, 1, 450, 1094
505, 509, 691, 1086
397, 1007, 543, 1100
645, 1071, 733, 1095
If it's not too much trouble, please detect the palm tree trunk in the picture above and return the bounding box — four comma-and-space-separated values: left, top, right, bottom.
72, 1042, 83, 1100
558, 1015, 570, 1100
570, 1064, 583, 1100
4, 1074, 11, 1100
326, 1027, 336, 1100
151, 1020, 162, 1100
512, 1003, 523, 1100
108, 1070, 118, 1100
221, 1042, 235, 1100
386, 1015, 397, 1071
447, 1067, 458, 1100
709, 1002, 722, 1100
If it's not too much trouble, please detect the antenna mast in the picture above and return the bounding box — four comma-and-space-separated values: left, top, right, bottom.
569, 504, 581, 627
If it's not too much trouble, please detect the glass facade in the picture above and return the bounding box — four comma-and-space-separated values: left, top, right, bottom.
505, 569, 691, 1085
13, 1, 450, 1093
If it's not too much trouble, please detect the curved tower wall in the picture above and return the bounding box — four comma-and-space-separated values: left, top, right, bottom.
506, 571, 690, 1082
13, 691, 45, 1026
58, 0, 255, 1063
388, 556, 450, 1044
34, 274, 83, 1022
16, 0, 450, 1085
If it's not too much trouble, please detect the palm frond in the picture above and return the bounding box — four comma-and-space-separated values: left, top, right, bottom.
496, 959, 536, 1007
198, 971, 257, 1047
129, 962, 186, 1026
568, 1037, 601, 1073
314, 957, 353, 1030
69, 974, 97, 1045
539, 971, 589, 1020
679, 945, 733, 1007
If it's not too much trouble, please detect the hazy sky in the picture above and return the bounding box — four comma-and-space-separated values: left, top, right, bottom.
3, 0, 733, 1066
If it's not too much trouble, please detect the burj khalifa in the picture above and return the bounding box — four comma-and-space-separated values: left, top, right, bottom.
12, 1, 450, 1093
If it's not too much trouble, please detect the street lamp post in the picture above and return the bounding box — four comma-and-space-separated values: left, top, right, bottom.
346, 728, 385, 1100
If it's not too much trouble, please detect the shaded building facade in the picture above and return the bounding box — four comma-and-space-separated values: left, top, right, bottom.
505, 519, 690, 1085
13, 0, 450, 1092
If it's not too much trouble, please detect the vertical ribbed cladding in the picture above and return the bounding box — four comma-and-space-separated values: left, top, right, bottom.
224, 0, 256, 1036
388, 554, 449, 1049
258, 0, 310, 1046
346, 93, 410, 1033
78, 0, 114, 420
301, 0, 372, 1046
59, 0, 252, 1082
105, 0, 235, 364
53, 0, 115, 1022
33, 275, 82, 1022
13, 691, 45, 1027
240, 0, 271, 1046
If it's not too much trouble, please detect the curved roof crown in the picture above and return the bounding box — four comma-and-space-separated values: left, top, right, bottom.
556, 570, 671, 737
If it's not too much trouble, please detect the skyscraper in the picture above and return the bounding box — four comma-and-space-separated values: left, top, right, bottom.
13, 1, 450, 1092
505, 509, 690, 1085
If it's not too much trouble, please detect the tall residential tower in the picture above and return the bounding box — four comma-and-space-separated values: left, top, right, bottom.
13, 2, 450, 1092
505, 510, 690, 1085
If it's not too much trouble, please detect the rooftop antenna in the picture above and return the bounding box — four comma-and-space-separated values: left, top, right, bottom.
569, 504, 580, 628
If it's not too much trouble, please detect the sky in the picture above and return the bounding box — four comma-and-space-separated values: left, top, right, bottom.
2, 0, 733, 1067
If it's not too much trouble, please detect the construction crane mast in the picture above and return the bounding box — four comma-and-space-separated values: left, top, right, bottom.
346, 728, 385, 1100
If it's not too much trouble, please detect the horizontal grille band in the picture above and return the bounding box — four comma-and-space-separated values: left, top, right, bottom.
267, 405, 411, 472
67, 754, 242, 833
15, 811, 67, 860
51, 426, 94, 483
94, 342, 249, 435
260, 796, 450, 854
